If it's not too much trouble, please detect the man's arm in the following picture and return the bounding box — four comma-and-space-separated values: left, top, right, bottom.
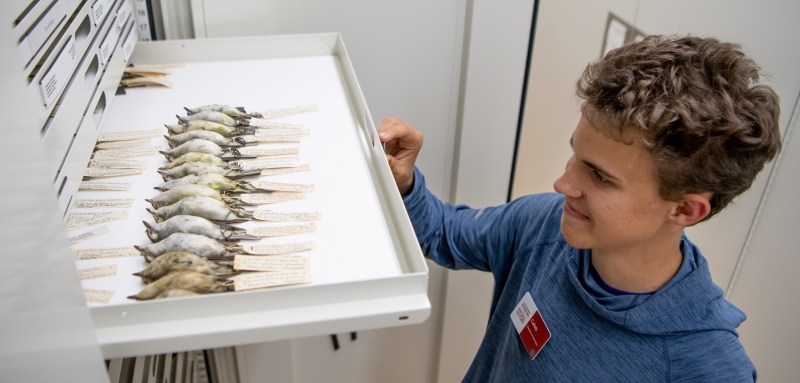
378, 117, 530, 272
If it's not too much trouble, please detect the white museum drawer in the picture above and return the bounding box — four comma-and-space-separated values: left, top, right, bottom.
64, 34, 430, 358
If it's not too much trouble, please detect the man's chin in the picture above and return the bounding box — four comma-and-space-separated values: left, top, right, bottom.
560, 217, 591, 249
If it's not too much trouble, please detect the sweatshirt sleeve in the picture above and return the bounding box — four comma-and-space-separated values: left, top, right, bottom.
402, 167, 532, 273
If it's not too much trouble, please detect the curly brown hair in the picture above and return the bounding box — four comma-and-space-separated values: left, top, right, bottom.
576, 35, 782, 222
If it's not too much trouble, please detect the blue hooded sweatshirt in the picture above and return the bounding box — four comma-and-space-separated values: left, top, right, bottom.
403, 168, 755, 382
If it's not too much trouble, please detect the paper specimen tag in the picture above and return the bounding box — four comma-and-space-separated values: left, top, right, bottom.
510, 292, 551, 360
73, 246, 139, 261
79, 181, 133, 191
246, 223, 317, 237
78, 264, 118, 280
231, 157, 300, 171
237, 147, 299, 157
65, 210, 129, 231
258, 104, 320, 120
88, 159, 149, 170
240, 193, 306, 205
98, 129, 162, 142
261, 164, 311, 176
233, 255, 309, 271
251, 211, 321, 222
95, 138, 152, 150
84, 168, 144, 178
71, 198, 135, 209
69, 225, 111, 246
84, 289, 115, 304
120, 77, 174, 88
252, 130, 310, 142
233, 268, 312, 291
241, 241, 317, 255
250, 120, 304, 130
93, 146, 161, 158
253, 182, 315, 193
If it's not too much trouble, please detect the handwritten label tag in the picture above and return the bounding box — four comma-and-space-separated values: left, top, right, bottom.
97, 129, 162, 142
71, 198, 135, 209
246, 223, 317, 237
233, 268, 312, 291
233, 255, 309, 271
84, 289, 115, 304
95, 138, 152, 150
251, 211, 321, 222
241, 241, 317, 255
253, 182, 315, 193
73, 246, 139, 261
66, 210, 129, 231
258, 105, 320, 120
93, 146, 161, 158
84, 168, 144, 178
237, 147, 299, 157
261, 164, 311, 176
78, 264, 118, 280
253, 130, 310, 142
231, 157, 299, 171
89, 159, 149, 169
250, 120, 304, 130
240, 193, 305, 205
79, 181, 133, 191
69, 225, 111, 246
510, 292, 551, 360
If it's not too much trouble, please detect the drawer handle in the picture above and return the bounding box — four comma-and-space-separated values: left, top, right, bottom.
92, 92, 106, 129
84, 55, 99, 91
56, 175, 68, 197
74, 15, 92, 50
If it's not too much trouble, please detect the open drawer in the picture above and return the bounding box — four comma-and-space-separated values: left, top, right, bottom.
66, 34, 430, 358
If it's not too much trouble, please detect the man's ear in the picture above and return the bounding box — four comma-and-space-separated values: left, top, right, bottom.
670, 193, 713, 226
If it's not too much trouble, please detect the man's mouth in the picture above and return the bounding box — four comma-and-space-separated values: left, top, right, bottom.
563, 200, 590, 221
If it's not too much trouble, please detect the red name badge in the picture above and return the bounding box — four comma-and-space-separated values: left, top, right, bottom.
510, 292, 551, 360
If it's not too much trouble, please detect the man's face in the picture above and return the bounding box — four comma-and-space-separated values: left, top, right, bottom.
553, 113, 676, 251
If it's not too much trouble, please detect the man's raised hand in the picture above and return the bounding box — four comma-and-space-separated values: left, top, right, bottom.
377, 117, 423, 195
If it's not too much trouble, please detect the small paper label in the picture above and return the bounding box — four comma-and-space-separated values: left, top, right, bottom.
231, 157, 300, 171
99, 17, 119, 64
73, 246, 139, 261
246, 223, 317, 237
88, 159, 149, 170
121, 24, 137, 62
258, 105, 320, 120
242, 241, 317, 255
97, 129, 162, 142
261, 164, 311, 176
91, 0, 110, 25
239, 193, 306, 205
233, 268, 312, 291
253, 182, 315, 193
84, 289, 115, 304
95, 138, 152, 150
65, 210, 129, 231
117, 0, 132, 27
84, 168, 144, 178
69, 224, 111, 246
250, 120, 305, 130
71, 198, 135, 209
510, 292, 551, 360
253, 130, 310, 142
233, 255, 309, 271
78, 264, 117, 280
39, 36, 76, 107
79, 181, 133, 191
92, 146, 161, 158
251, 211, 321, 222
237, 147, 299, 157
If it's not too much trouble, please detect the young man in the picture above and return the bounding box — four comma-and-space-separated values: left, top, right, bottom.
377, 36, 781, 381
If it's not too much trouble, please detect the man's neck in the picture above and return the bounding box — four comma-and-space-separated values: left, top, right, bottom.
590, 232, 684, 294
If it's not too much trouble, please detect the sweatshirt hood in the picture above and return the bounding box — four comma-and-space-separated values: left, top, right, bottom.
567, 238, 746, 336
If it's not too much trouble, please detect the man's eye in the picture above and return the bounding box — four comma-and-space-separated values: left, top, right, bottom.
591, 169, 609, 184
